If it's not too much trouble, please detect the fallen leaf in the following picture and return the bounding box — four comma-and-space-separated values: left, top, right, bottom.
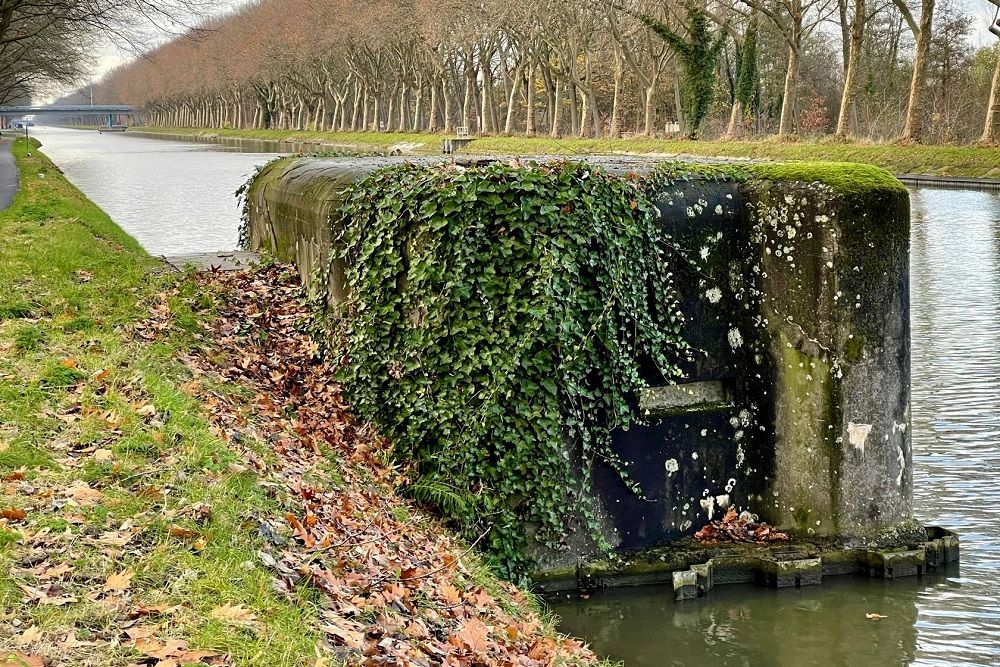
866, 612, 888, 620
125, 625, 158, 641
98, 529, 138, 547
211, 603, 257, 626
104, 570, 134, 592
1, 508, 26, 522
134, 637, 187, 660
61, 358, 77, 369
320, 621, 364, 649
67, 483, 102, 506
449, 617, 490, 653
168, 525, 200, 540
37, 563, 72, 580
93, 449, 113, 462
14, 626, 42, 646
136, 404, 157, 417
1, 652, 44, 667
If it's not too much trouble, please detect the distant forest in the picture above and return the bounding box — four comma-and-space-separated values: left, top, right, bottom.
92, 0, 1000, 143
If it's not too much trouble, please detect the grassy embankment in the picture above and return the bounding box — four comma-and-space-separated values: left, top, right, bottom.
0, 139, 591, 666
0, 138, 327, 664
135, 126, 1000, 179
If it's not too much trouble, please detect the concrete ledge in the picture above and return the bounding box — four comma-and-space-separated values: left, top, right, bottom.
538, 526, 959, 600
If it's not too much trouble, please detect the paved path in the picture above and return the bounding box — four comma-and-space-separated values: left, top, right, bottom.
0, 137, 17, 211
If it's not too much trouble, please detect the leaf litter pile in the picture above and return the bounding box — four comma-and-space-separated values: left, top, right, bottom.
167, 265, 594, 666
694, 506, 789, 545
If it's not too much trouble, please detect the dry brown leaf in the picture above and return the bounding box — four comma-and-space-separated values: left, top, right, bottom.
37, 563, 72, 581
104, 570, 134, 592
136, 404, 157, 417
320, 622, 364, 650
866, 612, 888, 620
449, 617, 490, 653
14, 626, 42, 646
134, 637, 187, 660
93, 449, 113, 462
210, 603, 257, 626
1, 508, 26, 522
167, 525, 200, 540
1, 651, 44, 667
67, 483, 102, 506
18, 583, 76, 606
98, 529, 138, 547
124, 625, 158, 641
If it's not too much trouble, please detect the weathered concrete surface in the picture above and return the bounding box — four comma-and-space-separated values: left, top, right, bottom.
0, 137, 18, 211
244, 156, 924, 574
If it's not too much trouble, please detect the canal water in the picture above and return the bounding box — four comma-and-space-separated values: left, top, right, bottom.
30, 126, 283, 255
31, 127, 1000, 665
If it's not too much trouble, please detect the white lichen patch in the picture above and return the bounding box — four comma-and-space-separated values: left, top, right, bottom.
665, 458, 679, 475
704, 286, 723, 304
700, 496, 716, 519
728, 327, 744, 349
847, 422, 873, 453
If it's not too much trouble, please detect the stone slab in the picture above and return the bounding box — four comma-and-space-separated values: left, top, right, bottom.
638, 380, 730, 416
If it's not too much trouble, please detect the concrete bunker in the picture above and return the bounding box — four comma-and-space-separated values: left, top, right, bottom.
242, 156, 958, 597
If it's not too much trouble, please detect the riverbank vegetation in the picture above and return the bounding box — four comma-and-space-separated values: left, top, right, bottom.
83, 0, 1000, 145
0, 141, 595, 665
135, 126, 1000, 179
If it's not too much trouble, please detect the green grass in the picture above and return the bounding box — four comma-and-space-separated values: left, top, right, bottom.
135, 127, 1000, 178
0, 138, 324, 665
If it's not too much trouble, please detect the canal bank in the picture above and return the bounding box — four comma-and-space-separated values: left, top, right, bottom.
131, 126, 1000, 180
0, 139, 593, 666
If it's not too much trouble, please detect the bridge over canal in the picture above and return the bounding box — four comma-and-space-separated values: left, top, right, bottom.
0, 105, 142, 129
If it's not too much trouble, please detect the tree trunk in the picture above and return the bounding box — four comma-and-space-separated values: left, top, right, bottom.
778, 46, 800, 137
610, 57, 623, 139
643, 85, 655, 136
901, 0, 935, 141
525, 62, 536, 136
836, 0, 865, 138
726, 100, 744, 138
981, 50, 1000, 144
550, 76, 563, 137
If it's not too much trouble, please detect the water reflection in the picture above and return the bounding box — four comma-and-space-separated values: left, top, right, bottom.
552, 187, 1000, 665
31, 126, 281, 255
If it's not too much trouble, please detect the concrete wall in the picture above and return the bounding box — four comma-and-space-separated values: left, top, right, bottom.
245, 156, 917, 569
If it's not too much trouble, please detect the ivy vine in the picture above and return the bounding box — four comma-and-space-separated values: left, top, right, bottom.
325, 160, 691, 579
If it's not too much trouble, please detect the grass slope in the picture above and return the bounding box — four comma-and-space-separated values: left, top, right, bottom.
0, 138, 325, 665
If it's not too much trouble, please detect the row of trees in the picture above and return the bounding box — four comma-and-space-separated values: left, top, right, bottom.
92, 0, 1000, 143
0, 0, 218, 105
